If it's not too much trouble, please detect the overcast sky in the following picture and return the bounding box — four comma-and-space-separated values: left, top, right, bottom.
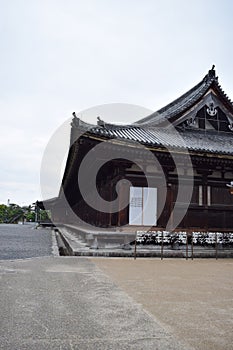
1, 0, 233, 205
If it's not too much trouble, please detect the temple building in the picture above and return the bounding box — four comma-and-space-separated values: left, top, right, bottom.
40, 66, 233, 232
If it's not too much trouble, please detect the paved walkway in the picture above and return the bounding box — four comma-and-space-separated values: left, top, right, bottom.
0, 257, 191, 350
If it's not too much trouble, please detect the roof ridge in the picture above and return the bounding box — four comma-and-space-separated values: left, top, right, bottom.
96, 122, 136, 130
135, 66, 218, 126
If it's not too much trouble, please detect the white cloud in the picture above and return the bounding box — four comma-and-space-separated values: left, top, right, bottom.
0, 0, 233, 204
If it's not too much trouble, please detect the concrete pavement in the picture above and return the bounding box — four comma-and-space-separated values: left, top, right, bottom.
0, 256, 192, 350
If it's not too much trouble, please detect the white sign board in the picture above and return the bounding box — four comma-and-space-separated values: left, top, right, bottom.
129, 187, 157, 226
143, 187, 157, 226
129, 187, 143, 225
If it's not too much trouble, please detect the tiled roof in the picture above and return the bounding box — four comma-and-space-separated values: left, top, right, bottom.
88, 125, 233, 155
72, 66, 233, 156
180, 129, 233, 155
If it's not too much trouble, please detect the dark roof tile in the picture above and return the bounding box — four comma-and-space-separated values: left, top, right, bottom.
73, 67, 233, 156
88, 125, 233, 156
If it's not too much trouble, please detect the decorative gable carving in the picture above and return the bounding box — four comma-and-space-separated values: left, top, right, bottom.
176, 91, 233, 133
136, 66, 233, 132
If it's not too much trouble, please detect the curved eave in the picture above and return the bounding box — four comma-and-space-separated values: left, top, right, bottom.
37, 197, 59, 210
84, 131, 233, 159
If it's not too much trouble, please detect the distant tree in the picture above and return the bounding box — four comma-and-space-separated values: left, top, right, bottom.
23, 205, 35, 222
7, 204, 24, 223
0, 204, 8, 223
39, 210, 50, 221
0, 203, 51, 224
0, 203, 23, 223
0, 203, 38, 223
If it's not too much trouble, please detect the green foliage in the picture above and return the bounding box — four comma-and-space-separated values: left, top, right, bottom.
39, 210, 50, 221
0, 203, 51, 223
22, 205, 36, 222
0, 204, 8, 223
0, 203, 35, 223
0, 204, 23, 223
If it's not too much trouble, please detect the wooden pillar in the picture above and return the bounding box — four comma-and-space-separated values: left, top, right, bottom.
166, 176, 175, 231
202, 174, 208, 231
117, 180, 128, 226
108, 182, 113, 227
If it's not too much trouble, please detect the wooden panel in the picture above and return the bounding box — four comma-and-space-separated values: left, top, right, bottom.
211, 187, 233, 205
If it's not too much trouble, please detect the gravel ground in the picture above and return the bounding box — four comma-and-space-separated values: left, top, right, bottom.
0, 224, 53, 259
92, 257, 233, 350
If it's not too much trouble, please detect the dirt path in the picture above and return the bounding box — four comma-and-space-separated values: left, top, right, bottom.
92, 258, 233, 350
